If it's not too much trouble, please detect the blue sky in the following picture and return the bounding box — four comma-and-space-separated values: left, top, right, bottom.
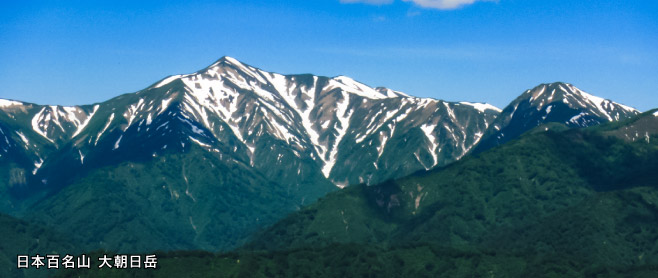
1, 0, 657, 111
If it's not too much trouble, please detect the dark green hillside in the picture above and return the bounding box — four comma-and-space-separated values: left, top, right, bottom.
24, 145, 335, 253
483, 187, 658, 267
249, 123, 658, 251
238, 113, 658, 272
0, 213, 77, 278
54, 243, 658, 278
53, 113, 658, 277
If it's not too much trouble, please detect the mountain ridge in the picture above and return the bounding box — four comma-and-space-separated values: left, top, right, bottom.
0, 56, 501, 192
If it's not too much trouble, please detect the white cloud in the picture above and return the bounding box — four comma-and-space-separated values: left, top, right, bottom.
340, 0, 496, 10
404, 0, 495, 10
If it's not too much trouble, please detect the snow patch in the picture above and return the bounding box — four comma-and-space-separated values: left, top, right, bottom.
31, 107, 54, 143
16, 131, 29, 147
420, 124, 439, 166
0, 99, 21, 108
124, 99, 145, 130
113, 135, 123, 150
188, 136, 212, 148
32, 158, 44, 175
413, 152, 429, 170
459, 102, 501, 113
377, 130, 390, 158
529, 86, 546, 102
95, 113, 115, 145
72, 105, 100, 138
443, 102, 456, 120
329, 76, 391, 99
542, 105, 553, 120
321, 92, 353, 178
376, 87, 409, 98
569, 112, 587, 124
298, 77, 325, 155
160, 98, 173, 114
356, 108, 401, 144
78, 149, 85, 164
153, 75, 185, 88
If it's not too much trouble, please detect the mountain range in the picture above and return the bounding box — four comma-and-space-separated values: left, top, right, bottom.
0, 56, 507, 254
0, 57, 647, 271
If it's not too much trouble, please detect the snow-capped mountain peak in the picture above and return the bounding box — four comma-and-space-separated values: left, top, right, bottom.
45, 56, 499, 186
474, 82, 639, 153
524, 82, 637, 122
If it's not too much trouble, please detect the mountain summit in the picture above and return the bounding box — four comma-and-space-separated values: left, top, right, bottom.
474, 82, 639, 152
141, 56, 501, 185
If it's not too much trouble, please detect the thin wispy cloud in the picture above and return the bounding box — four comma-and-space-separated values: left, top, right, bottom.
404, 0, 496, 10
341, 0, 496, 10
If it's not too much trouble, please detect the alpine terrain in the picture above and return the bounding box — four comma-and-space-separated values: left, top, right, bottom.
0, 57, 648, 277
0, 56, 499, 253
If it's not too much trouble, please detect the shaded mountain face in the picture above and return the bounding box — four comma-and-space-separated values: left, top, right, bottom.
246, 111, 658, 270
474, 82, 639, 153
25, 146, 335, 252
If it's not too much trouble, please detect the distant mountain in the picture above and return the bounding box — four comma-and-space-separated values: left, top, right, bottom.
0, 57, 499, 252
245, 111, 658, 273
474, 82, 639, 153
